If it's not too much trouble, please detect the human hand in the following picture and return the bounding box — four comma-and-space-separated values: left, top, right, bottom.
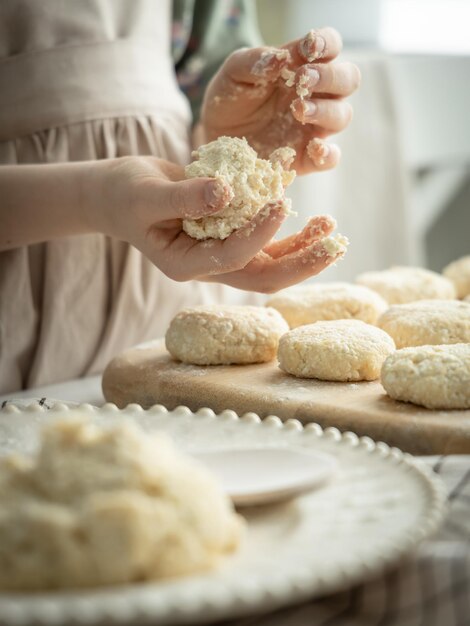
201, 214, 346, 293
87, 157, 344, 292
201, 28, 361, 175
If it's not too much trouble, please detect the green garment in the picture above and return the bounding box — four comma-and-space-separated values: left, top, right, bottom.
172, 0, 263, 122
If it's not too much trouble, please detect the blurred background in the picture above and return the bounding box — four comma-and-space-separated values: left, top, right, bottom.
255, 0, 470, 281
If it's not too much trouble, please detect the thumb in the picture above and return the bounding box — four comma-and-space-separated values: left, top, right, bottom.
224, 46, 292, 85
155, 177, 233, 221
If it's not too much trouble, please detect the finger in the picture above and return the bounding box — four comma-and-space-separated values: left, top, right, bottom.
198, 203, 288, 274
305, 138, 341, 171
156, 159, 185, 181
290, 97, 353, 133
159, 203, 288, 280
202, 236, 347, 293
154, 177, 233, 220
296, 62, 361, 99
263, 215, 336, 258
282, 28, 343, 67
223, 46, 292, 85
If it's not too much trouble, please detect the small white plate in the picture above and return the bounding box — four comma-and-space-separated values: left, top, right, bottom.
0, 401, 447, 626
192, 447, 338, 506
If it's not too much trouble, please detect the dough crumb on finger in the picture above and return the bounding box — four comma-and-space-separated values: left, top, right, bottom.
307, 137, 331, 166
281, 66, 295, 87
321, 234, 349, 257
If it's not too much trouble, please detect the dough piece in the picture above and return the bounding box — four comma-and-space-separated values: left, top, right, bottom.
443, 255, 470, 299
381, 344, 470, 409
183, 136, 295, 240
281, 66, 296, 87
378, 300, 470, 348
278, 319, 395, 381
165, 305, 289, 365
267, 282, 388, 328
356, 266, 456, 304
320, 234, 350, 257
0, 418, 242, 590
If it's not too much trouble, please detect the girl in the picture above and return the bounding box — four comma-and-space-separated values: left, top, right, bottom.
0, 0, 360, 393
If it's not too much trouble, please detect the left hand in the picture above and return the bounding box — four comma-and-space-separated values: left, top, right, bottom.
201, 28, 361, 175
201, 214, 345, 293
86, 157, 344, 293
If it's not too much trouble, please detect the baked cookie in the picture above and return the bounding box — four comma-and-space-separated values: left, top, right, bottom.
267, 282, 388, 328
0, 417, 242, 590
378, 300, 470, 348
356, 266, 456, 304
278, 319, 395, 381
381, 344, 470, 409
183, 136, 295, 240
443, 255, 470, 299
165, 305, 289, 365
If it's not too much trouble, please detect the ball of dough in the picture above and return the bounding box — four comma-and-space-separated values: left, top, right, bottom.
182, 136, 295, 240
267, 282, 388, 328
165, 305, 289, 365
356, 266, 456, 304
0, 418, 242, 590
381, 344, 470, 409
443, 255, 470, 299
278, 319, 395, 381
378, 300, 470, 348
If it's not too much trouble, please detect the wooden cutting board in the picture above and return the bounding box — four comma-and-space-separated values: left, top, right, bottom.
102, 341, 470, 456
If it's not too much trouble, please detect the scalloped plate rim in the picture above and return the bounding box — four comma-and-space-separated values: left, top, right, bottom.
0, 399, 448, 626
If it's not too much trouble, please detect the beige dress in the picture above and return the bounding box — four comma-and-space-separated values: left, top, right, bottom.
0, 0, 260, 394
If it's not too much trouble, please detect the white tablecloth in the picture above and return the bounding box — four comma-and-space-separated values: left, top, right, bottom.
1, 379, 469, 626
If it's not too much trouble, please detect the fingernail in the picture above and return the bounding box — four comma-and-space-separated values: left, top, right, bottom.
301, 100, 317, 118
304, 214, 335, 240
204, 179, 233, 210
299, 31, 326, 62
305, 67, 320, 88
296, 68, 320, 99
308, 138, 329, 165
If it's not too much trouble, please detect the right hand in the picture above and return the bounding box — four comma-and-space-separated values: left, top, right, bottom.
87, 156, 343, 292
201, 28, 360, 175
